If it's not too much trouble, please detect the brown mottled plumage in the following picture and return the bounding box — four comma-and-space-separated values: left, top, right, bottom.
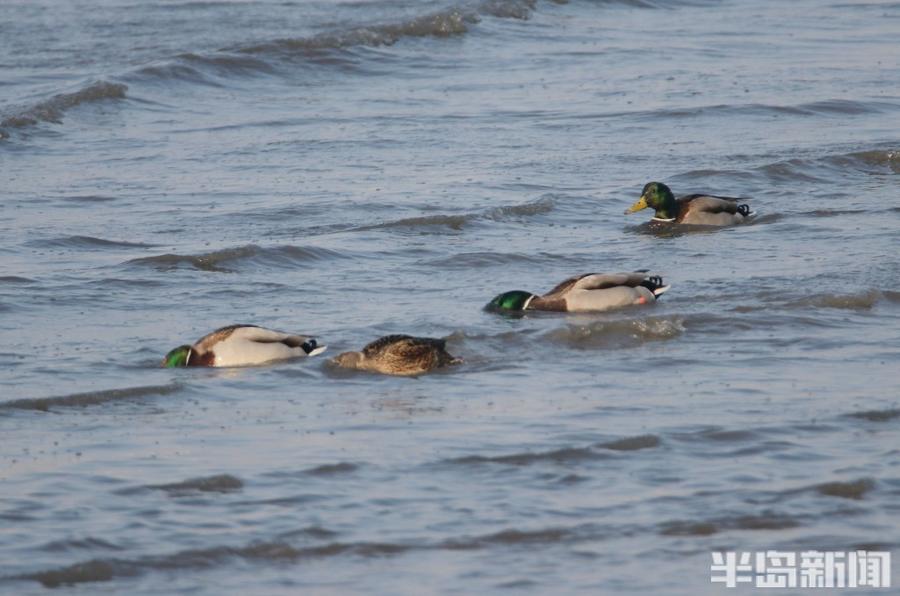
331, 335, 461, 376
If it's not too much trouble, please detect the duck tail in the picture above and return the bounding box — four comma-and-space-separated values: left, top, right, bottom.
302, 339, 328, 357
639, 275, 670, 298
737, 204, 756, 218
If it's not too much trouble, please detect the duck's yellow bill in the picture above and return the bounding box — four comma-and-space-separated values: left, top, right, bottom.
625, 195, 649, 214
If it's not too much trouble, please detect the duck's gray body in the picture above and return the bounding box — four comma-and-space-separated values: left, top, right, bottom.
186, 325, 325, 367
671, 194, 754, 226
529, 272, 668, 312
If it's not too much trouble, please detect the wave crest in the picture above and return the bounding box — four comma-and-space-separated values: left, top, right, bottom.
234, 8, 480, 56
1, 81, 127, 130
125, 244, 346, 272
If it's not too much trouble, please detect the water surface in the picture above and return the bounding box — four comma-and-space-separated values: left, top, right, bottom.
1, 0, 899, 593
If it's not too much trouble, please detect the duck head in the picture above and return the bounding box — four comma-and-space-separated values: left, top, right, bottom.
486, 290, 536, 312
625, 182, 677, 219
332, 351, 364, 369
162, 345, 193, 367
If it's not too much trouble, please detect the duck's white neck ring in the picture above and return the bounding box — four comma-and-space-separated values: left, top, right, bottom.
523, 295, 535, 310
651, 217, 676, 223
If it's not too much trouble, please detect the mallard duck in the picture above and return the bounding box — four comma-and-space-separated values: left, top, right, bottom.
162, 324, 326, 367
487, 272, 669, 313
625, 181, 754, 226
331, 335, 461, 376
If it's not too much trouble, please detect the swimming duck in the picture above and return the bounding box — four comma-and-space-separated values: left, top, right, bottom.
625, 182, 754, 226
487, 272, 669, 313
162, 324, 326, 367
331, 335, 461, 376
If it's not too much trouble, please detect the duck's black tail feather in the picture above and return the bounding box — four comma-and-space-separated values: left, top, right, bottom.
639, 275, 670, 298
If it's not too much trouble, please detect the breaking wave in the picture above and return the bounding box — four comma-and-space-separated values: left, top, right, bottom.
0, 81, 127, 131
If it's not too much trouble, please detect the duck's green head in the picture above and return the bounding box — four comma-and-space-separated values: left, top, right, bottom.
162, 345, 192, 367
626, 182, 676, 217
486, 290, 535, 312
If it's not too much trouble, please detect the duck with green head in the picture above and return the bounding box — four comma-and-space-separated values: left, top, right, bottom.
162, 324, 326, 368
487, 272, 669, 313
331, 334, 461, 376
626, 182, 754, 226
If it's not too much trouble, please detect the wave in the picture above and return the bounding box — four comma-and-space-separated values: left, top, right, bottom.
61, 194, 119, 203
262, 462, 363, 478
125, 0, 546, 87
0, 0, 710, 138
1, 383, 181, 412
756, 147, 900, 182
816, 479, 875, 500
0, 276, 36, 284
357, 213, 472, 232
39, 537, 123, 554
359, 196, 556, 233
660, 513, 800, 536
117, 474, 244, 496
303, 462, 359, 476
566, 99, 900, 128
446, 446, 604, 466
0, 81, 127, 131
439, 526, 581, 549
233, 8, 479, 56
8, 522, 594, 588
544, 316, 685, 350
442, 434, 660, 467
846, 408, 900, 422
27, 236, 158, 250
0, 0, 576, 136
125, 244, 347, 273
787, 289, 883, 311
425, 251, 561, 269
483, 195, 556, 219
823, 148, 900, 174
665, 147, 899, 196
598, 434, 660, 451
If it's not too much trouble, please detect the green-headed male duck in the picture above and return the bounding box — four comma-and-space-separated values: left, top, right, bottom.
331, 334, 461, 376
487, 272, 669, 313
162, 324, 326, 368
626, 181, 754, 226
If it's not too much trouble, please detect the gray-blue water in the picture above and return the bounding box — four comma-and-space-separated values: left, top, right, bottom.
1, 0, 899, 593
